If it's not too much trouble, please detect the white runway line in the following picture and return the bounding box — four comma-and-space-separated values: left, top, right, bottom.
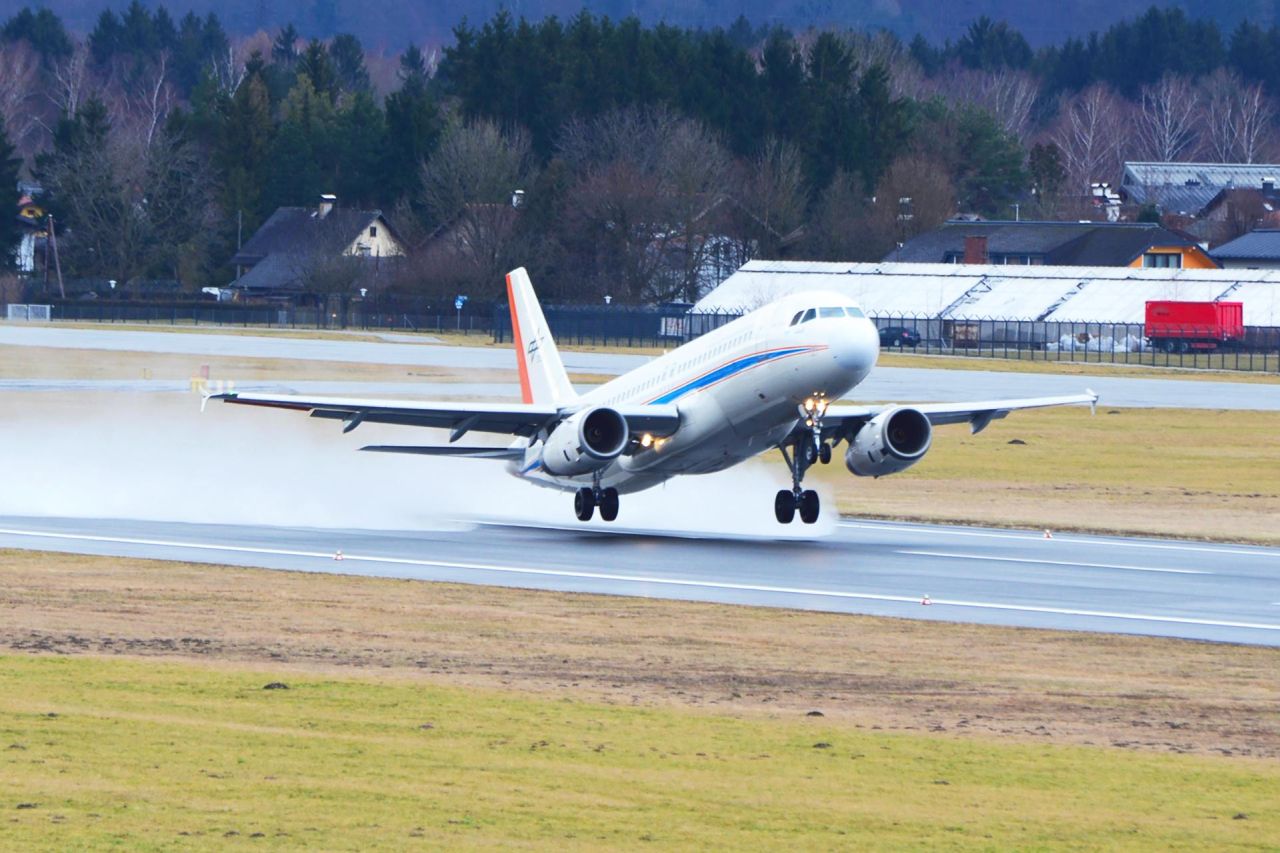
2, 527, 1278, 634
843, 521, 1277, 558
898, 549, 1210, 575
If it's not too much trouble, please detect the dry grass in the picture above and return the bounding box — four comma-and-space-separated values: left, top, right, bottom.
814, 406, 1280, 544
2, 549, 1276, 761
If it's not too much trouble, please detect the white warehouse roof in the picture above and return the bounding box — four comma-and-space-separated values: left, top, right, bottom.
694, 261, 1280, 326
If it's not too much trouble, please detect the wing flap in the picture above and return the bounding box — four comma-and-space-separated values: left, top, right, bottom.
360, 445, 525, 459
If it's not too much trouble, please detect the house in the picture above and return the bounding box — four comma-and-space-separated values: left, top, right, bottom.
889, 220, 1218, 269
230, 195, 406, 294
1210, 229, 1280, 270
1119, 161, 1280, 216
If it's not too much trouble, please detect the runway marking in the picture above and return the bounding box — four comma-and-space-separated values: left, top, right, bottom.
842, 521, 1277, 558
898, 550, 1210, 575
2, 527, 1278, 635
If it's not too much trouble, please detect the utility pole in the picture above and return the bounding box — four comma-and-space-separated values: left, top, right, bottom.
47, 215, 65, 300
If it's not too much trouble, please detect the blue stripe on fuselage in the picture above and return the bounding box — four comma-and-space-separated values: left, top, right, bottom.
646, 346, 821, 405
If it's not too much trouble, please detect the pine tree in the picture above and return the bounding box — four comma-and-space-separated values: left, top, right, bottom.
0, 116, 21, 271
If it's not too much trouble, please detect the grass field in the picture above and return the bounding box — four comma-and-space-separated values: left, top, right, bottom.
815, 406, 1280, 544
2, 654, 1277, 850
4, 550, 1276, 759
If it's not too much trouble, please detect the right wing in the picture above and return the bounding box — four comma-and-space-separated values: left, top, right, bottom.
822, 390, 1098, 438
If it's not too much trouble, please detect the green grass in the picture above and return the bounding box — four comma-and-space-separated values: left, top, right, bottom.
2, 655, 1276, 850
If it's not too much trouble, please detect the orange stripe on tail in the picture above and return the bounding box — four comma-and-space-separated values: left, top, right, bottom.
506, 272, 533, 404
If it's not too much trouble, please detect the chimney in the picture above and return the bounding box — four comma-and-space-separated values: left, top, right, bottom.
963, 234, 989, 265
318, 193, 336, 218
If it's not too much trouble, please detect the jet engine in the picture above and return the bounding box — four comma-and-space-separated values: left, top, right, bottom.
844, 407, 932, 477
541, 406, 631, 476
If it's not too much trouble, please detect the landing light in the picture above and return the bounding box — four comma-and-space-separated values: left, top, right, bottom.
641, 433, 653, 448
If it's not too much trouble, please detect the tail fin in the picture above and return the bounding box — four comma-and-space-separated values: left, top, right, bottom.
505, 267, 576, 406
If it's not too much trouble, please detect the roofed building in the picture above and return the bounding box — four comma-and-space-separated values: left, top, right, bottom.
1211, 229, 1280, 270
1120, 161, 1280, 216
889, 220, 1217, 270
231, 194, 407, 294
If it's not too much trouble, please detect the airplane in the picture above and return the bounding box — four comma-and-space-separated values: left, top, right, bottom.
214, 268, 1097, 525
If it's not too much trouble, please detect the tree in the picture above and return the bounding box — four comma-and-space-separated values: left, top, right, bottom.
1136, 74, 1199, 162
1051, 83, 1128, 194
1200, 69, 1275, 163
384, 55, 443, 204
0, 116, 21, 269
328, 34, 369, 94
729, 138, 807, 259
416, 119, 535, 297
2, 7, 73, 63
955, 17, 1032, 71
272, 24, 300, 65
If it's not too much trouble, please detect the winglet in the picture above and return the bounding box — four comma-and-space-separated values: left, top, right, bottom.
1086, 388, 1098, 416
505, 267, 576, 406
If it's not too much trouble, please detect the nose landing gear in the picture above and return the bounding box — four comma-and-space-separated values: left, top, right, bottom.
775, 397, 832, 525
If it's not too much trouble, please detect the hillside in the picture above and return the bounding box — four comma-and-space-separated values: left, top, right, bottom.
0, 0, 1269, 50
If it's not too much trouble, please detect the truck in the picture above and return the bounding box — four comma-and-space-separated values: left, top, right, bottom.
1144, 300, 1244, 353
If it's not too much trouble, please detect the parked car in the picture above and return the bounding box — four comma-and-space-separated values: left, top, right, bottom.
879, 325, 921, 348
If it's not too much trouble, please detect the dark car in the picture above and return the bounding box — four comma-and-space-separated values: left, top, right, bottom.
878, 325, 921, 348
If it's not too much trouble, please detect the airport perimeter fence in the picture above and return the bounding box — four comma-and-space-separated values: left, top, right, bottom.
30, 298, 497, 335
493, 305, 1280, 373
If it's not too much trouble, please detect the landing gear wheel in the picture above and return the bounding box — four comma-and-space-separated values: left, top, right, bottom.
599, 487, 620, 522
798, 489, 820, 524
574, 487, 595, 521
774, 490, 796, 524
802, 442, 818, 465
818, 443, 832, 465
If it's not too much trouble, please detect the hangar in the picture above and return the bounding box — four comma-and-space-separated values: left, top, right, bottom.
693, 261, 1280, 328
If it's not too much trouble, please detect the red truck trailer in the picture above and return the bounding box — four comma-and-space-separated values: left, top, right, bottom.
1145, 300, 1244, 353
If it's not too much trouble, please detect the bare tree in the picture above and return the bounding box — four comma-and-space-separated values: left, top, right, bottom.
1235, 82, 1275, 164
1136, 74, 1199, 162
730, 137, 807, 259
48, 42, 89, 119
559, 106, 734, 303
1050, 83, 1129, 194
0, 42, 41, 157
929, 67, 1038, 143
418, 119, 536, 294
1198, 70, 1277, 164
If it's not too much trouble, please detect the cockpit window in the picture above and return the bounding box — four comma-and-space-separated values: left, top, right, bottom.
819, 307, 844, 319
801, 308, 816, 323
789, 310, 804, 326
845, 306, 865, 318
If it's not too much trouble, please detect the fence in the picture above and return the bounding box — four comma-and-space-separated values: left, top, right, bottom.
493, 307, 1280, 372
10, 297, 1280, 372
32, 299, 496, 335
5, 304, 51, 321
862, 314, 1280, 372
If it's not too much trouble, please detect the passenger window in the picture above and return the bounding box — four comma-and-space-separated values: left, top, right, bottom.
790, 311, 803, 326
801, 308, 816, 323
819, 307, 843, 319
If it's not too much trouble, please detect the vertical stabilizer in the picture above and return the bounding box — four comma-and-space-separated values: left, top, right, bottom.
505, 267, 576, 406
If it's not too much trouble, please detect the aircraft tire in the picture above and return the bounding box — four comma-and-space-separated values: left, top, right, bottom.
599, 487, 620, 522
774, 490, 796, 524
799, 490, 820, 524
574, 488, 595, 521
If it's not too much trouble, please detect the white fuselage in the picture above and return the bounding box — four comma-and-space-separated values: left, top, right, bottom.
512, 292, 881, 494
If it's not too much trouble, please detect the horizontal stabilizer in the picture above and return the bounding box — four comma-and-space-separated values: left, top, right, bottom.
360, 445, 524, 460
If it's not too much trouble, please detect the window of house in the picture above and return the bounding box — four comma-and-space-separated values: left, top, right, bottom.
1143, 252, 1181, 268
369, 226, 378, 238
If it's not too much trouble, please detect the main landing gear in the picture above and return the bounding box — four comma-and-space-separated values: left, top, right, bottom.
775, 396, 833, 525
574, 483, 619, 522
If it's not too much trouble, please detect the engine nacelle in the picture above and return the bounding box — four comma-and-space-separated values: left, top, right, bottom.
540, 406, 631, 476
845, 407, 932, 477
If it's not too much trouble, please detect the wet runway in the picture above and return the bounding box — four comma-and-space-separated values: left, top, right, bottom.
2, 515, 1276, 646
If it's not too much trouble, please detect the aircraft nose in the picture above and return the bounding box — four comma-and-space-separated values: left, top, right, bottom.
833, 319, 879, 373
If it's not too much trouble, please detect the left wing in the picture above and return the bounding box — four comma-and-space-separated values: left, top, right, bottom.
823, 390, 1098, 438
213, 392, 681, 442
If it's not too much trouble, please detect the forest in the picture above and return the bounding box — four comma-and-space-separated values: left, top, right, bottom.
3, 3, 1280, 304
